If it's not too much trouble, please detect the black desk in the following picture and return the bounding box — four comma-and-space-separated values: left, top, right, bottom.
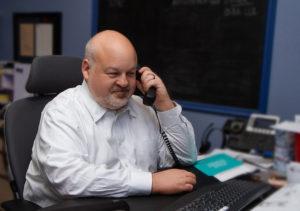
39, 168, 218, 211
38, 169, 275, 211
39, 195, 183, 211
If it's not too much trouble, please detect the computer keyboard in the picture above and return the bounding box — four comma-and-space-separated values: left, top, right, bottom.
163, 179, 272, 211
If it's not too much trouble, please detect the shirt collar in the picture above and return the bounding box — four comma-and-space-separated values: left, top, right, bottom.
122, 99, 138, 118
79, 81, 137, 122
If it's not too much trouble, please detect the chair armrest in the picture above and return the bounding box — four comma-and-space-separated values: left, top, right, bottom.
1, 199, 41, 211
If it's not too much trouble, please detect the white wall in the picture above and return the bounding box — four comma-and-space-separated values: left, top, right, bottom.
267, 0, 300, 120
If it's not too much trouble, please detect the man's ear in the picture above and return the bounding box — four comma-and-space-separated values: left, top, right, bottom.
82, 59, 90, 81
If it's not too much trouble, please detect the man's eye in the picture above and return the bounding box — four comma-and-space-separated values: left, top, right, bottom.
127, 72, 135, 77
107, 72, 118, 77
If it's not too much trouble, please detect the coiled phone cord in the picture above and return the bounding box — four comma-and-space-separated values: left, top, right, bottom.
153, 106, 182, 167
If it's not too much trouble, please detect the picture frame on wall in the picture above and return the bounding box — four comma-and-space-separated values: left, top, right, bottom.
13, 12, 62, 63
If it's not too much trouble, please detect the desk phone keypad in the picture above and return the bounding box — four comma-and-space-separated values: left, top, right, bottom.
241, 132, 275, 151
227, 131, 275, 153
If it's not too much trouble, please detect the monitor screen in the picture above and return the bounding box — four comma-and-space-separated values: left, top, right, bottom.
253, 118, 276, 129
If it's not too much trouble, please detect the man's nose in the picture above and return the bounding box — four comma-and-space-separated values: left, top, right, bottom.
116, 74, 129, 87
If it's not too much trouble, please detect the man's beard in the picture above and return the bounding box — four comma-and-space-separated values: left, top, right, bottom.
96, 89, 132, 110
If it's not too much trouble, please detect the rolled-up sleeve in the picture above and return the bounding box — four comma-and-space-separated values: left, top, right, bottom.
156, 103, 198, 168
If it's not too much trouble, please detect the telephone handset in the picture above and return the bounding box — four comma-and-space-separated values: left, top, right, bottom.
136, 67, 156, 106
223, 119, 246, 135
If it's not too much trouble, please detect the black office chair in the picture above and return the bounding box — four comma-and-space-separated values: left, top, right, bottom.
1, 55, 83, 211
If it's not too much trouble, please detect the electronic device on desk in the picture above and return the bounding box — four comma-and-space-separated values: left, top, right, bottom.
224, 113, 280, 156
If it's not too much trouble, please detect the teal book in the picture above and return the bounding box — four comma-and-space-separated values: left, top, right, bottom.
194, 153, 243, 176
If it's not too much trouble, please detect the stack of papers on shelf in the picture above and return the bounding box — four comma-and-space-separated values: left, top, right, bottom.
272, 121, 300, 133
196, 149, 258, 182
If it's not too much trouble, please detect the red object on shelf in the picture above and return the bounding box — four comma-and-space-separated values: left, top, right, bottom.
295, 133, 300, 161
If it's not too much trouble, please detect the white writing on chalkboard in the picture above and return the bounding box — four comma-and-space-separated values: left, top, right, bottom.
224, 6, 257, 17
172, 0, 257, 17
224, 0, 257, 17
108, 0, 125, 7
224, 0, 252, 7
172, 0, 221, 6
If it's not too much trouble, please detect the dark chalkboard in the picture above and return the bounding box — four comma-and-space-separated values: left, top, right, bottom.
98, 0, 277, 116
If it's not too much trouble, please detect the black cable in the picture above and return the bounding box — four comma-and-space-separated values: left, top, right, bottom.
199, 124, 223, 154
201, 123, 214, 144
152, 106, 182, 167
199, 123, 214, 154
222, 132, 227, 148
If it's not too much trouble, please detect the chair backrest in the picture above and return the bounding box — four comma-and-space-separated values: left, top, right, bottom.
4, 55, 83, 198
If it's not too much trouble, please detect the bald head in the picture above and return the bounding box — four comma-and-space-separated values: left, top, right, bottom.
82, 30, 138, 110
84, 30, 137, 68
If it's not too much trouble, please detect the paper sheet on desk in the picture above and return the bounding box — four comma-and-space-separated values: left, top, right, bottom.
252, 184, 300, 211
197, 149, 257, 182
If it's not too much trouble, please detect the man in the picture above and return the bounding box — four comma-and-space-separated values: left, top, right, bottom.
24, 30, 198, 207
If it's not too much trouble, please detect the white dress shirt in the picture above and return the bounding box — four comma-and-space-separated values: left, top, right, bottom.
23, 81, 197, 207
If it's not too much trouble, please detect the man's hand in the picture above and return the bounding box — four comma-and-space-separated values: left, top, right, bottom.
136, 67, 174, 111
151, 169, 196, 194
